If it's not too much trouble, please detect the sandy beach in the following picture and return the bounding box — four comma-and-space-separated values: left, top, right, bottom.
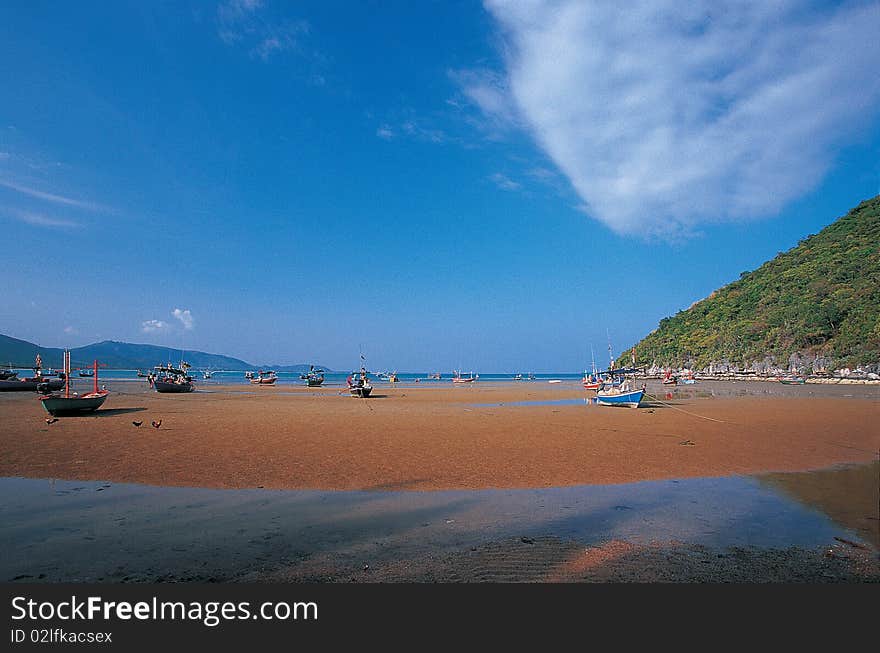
1, 380, 877, 491
2, 379, 878, 584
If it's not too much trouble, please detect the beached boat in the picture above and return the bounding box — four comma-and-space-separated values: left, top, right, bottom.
0, 368, 18, 380
136, 369, 148, 378
347, 363, 373, 397
0, 354, 65, 392
152, 362, 195, 393
300, 366, 325, 387
778, 376, 806, 385
0, 375, 65, 392
428, 372, 441, 380
39, 353, 109, 416
582, 375, 602, 390
452, 370, 476, 383
250, 370, 277, 385
596, 377, 644, 408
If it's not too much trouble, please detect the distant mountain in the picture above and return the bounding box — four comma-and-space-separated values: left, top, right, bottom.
624, 195, 880, 372
0, 335, 334, 372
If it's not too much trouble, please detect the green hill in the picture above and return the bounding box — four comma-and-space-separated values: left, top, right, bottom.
627, 195, 880, 372
0, 335, 333, 372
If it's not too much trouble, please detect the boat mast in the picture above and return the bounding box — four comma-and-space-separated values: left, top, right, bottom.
93, 359, 99, 394
64, 350, 70, 398
607, 329, 614, 370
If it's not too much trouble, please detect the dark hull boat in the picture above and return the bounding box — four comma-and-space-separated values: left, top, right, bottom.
152, 363, 195, 393
347, 359, 373, 397
154, 380, 195, 393
0, 377, 65, 392
41, 391, 109, 416
349, 384, 372, 397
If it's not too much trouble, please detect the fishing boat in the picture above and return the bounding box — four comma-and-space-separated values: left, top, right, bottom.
300, 366, 325, 387
387, 371, 399, 383
250, 370, 277, 385
39, 353, 109, 416
596, 374, 644, 408
452, 370, 476, 383
152, 362, 195, 393
428, 372, 442, 380
0, 368, 18, 380
347, 363, 373, 397
0, 355, 65, 392
0, 374, 65, 392
513, 373, 523, 381
778, 375, 806, 385
582, 374, 601, 390
583, 346, 602, 389
78, 367, 94, 377
136, 369, 148, 378
202, 369, 214, 379
661, 370, 677, 385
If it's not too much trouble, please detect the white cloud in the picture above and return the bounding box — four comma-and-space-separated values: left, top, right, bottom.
489, 172, 521, 191
0, 180, 104, 212
217, 0, 308, 60
63, 326, 77, 335
376, 125, 395, 140
142, 319, 169, 333
172, 308, 194, 330
4, 208, 79, 228
474, 0, 880, 235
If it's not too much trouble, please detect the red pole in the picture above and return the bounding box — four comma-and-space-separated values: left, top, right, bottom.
64, 350, 70, 398
93, 360, 99, 394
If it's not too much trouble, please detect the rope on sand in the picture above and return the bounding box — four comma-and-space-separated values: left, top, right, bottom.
643, 392, 729, 424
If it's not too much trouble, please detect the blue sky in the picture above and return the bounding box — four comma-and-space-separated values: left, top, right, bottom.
2, 0, 879, 371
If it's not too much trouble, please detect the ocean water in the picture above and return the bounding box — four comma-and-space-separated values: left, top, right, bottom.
4, 368, 587, 387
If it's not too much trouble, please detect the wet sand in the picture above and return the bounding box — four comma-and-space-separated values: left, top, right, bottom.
0, 380, 877, 491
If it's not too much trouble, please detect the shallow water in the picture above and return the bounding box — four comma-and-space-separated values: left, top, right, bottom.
2, 461, 876, 582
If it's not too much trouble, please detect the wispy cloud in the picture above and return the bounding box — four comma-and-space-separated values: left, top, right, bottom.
142, 319, 169, 333
4, 208, 80, 228
0, 180, 104, 212
376, 125, 395, 140
473, 0, 880, 236
172, 308, 195, 330
217, 0, 309, 61
488, 172, 521, 191
63, 326, 78, 335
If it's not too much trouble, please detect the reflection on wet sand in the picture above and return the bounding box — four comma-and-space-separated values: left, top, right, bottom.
758, 461, 879, 549
2, 462, 878, 583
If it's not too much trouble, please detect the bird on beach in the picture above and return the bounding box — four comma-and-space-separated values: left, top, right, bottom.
132, 420, 142, 427
45, 417, 58, 424
151, 419, 162, 429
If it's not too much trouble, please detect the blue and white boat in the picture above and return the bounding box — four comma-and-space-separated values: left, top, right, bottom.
595, 387, 644, 408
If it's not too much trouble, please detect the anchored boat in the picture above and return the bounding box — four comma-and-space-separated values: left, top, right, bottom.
250, 370, 278, 385
300, 366, 325, 387
347, 359, 373, 397
152, 362, 195, 393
